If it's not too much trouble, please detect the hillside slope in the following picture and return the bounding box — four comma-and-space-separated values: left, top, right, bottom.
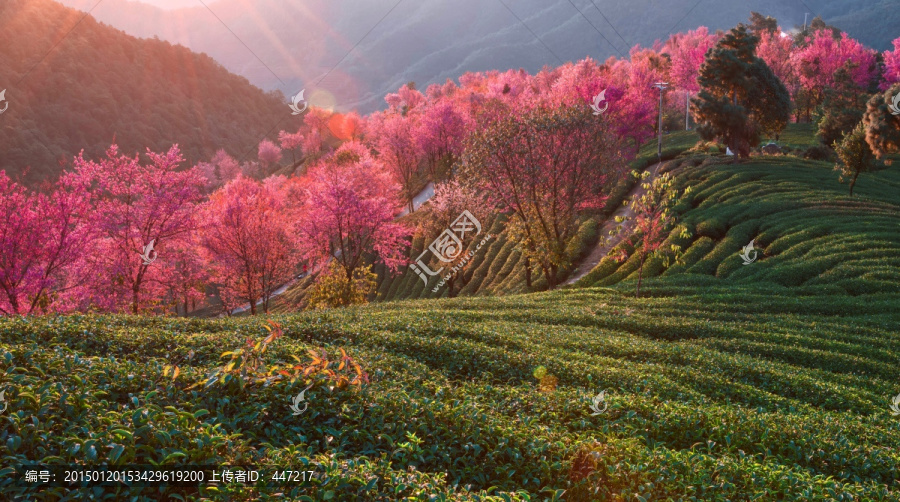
321, 126, 892, 307
578, 154, 900, 295
0, 0, 290, 184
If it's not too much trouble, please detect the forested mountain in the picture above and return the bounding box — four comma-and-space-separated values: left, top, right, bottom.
0, 0, 289, 184
54, 0, 898, 114
825, 1, 900, 52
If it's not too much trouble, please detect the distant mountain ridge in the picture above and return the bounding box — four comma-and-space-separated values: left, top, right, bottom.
55, 0, 897, 114
0, 0, 290, 184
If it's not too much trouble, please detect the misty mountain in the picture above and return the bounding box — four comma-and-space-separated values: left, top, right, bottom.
54, 0, 897, 114
0, 0, 290, 184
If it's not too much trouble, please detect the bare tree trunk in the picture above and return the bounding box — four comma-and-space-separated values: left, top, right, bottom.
540, 263, 558, 290
732, 91, 739, 165
636, 250, 646, 297
524, 256, 532, 288
849, 171, 859, 196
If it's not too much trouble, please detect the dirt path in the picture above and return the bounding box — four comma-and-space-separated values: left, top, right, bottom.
398, 182, 435, 217
564, 162, 663, 286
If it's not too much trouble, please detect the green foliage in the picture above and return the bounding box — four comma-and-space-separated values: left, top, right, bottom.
834, 121, 877, 195
774, 123, 819, 148
817, 63, 872, 147
579, 149, 900, 294
692, 25, 791, 160
695, 217, 727, 239
612, 171, 691, 296
801, 144, 836, 161
306, 262, 377, 310
862, 83, 900, 159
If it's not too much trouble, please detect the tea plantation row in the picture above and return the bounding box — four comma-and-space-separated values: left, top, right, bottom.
1, 280, 898, 499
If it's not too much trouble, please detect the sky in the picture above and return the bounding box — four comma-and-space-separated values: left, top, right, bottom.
136, 0, 199, 9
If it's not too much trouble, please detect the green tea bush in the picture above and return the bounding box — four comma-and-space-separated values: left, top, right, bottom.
802, 144, 835, 161
695, 217, 727, 239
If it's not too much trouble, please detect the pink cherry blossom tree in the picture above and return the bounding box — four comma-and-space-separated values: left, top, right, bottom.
302, 130, 324, 160
198, 149, 241, 192
385, 83, 426, 114
421, 179, 486, 296
756, 29, 801, 121
610, 48, 669, 153
160, 238, 208, 315
792, 31, 876, 119
550, 57, 609, 108
370, 111, 422, 213
665, 27, 719, 129
71, 144, 205, 314
461, 105, 626, 289
200, 175, 299, 315
278, 130, 304, 165
0, 171, 91, 314
880, 37, 900, 90
258, 139, 283, 170
294, 141, 410, 284
416, 101, 469, 180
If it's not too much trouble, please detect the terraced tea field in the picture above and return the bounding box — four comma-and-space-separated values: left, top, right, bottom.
1, 145, 899, 500
1, 283, 898, 499
578, 154, 900, 294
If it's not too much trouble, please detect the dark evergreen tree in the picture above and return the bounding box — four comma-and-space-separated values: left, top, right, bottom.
748, 12, 778, 35
691, 25, 791, 163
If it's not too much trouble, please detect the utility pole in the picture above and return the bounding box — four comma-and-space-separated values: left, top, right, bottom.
803, 13, 808, 34
653, 82, 669, 161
